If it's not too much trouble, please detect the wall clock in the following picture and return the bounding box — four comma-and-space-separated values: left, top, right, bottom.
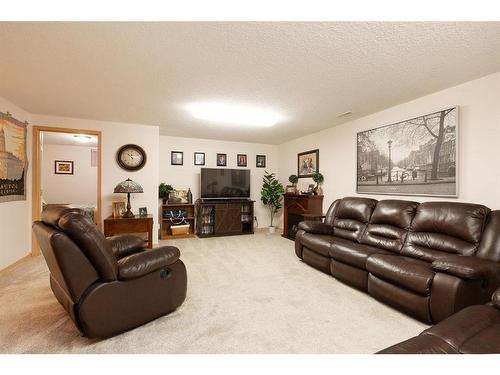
117, 144, 147, 171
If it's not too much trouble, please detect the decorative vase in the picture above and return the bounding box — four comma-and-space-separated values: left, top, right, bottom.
314, 186, 323, 195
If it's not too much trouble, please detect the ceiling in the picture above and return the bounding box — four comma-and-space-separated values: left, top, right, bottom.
1, 22, 499, 144
42, 132, 98, 147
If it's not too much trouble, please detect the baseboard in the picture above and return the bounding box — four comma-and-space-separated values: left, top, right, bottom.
0, 253, 32, 273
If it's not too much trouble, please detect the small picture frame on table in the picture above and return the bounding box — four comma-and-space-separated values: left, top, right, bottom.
139, 207, 148, 217
286, 185, 296, 194
112, 201, 126, 218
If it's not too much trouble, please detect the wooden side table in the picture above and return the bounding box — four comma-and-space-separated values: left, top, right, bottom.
103, 215, 154, 248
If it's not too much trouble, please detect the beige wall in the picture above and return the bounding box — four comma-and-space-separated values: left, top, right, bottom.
278, 72, 500, 210
34, 114, 161, 242
41, 143, 98, 205
159, 135, 279, 228
0, 97, 32, 269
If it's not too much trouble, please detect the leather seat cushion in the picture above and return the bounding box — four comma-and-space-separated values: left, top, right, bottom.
329, 237, 392, 269
300, 233, 334, 257
366, 254, 435, 295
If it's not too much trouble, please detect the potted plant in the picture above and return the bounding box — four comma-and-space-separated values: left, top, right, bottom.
288, 174, 299, 193
260, 171, 285, 233
312, 171, 324, 195
159, 183, 174, 204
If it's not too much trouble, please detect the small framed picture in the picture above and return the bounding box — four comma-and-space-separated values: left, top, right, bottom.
237, 154, 247, 167
112, 201, 126, 218
307, 184, 315, 194
256, 155, 266, 168
194, 152, 205, 166
54, 160, 74, 175
138, 207, 148, 216
298, 149, 319, 178
217, 153, 227, 167
286, 185, 296, 194
171, 151, 183, 165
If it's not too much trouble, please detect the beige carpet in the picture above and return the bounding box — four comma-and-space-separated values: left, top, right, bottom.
0, 232, 427, 353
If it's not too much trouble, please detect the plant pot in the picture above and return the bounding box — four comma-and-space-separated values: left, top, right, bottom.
314, 186, 323, 196
268, 226, 276, 234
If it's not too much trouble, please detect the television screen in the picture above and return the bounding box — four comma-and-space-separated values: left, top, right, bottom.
201, 168, 250, 198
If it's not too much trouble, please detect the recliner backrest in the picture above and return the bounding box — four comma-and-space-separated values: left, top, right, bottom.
332, 197, 377, 242
324, 199, 340, 226
402, 202, 490, 262
58, 211, 118, 281
33, 206, 101, 304
476, 210, 500, 262
361, 199, 419, 252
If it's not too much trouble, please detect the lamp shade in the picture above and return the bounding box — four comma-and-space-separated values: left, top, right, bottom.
113, 178, 144, 194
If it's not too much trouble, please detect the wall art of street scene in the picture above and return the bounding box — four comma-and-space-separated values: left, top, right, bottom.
0, 111, 27, 203
357, 107, 457, 197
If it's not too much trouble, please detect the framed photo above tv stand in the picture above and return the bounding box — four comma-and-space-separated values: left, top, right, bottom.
195, 198, 254, 238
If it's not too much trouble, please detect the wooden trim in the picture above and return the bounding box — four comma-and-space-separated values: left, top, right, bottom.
31, 126, 102, 257
0, 254, 31, 273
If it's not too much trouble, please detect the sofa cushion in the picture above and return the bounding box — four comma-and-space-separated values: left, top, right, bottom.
361, 199, 419, 253
329, 237, 392, 269
366, 254, 435, 295
332, 197, 377, 241
300, 233, 334, 257
402, 202, 490, 262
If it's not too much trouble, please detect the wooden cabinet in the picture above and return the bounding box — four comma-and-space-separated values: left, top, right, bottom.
196, 199, 254, 237
104, 215, 154, 248
282, 194, 324, 240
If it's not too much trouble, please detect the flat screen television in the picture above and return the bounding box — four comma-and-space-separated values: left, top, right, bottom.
200, 168, 250, 198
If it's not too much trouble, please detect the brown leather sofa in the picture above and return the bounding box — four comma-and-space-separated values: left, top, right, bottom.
295, 197, 500, 324
33, 206, 187, 338
378, 287, 500, 354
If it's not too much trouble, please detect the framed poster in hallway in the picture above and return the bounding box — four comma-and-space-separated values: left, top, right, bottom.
356, 106, 458, 197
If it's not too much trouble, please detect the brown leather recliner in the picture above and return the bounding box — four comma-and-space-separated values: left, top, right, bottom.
32, 206, 187, 338
295, 197, 500, 324
378, 287, 500, 354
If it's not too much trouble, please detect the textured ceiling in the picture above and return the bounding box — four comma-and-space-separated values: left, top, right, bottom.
1, 22, 499, 144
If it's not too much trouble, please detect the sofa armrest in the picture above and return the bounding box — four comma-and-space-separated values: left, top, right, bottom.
108, 234, 147, 259
492, 288, 500, 309
117, 246, 180, 280
298, 221, 333, 235
432, 256, 500, 280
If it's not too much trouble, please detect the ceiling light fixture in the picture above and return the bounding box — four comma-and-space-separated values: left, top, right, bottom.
336, 111, 353, 118
185, 102, 284, 127
73, 135, 93, 143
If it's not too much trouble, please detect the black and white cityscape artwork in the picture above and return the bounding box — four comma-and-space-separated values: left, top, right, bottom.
357, 107, 458, 197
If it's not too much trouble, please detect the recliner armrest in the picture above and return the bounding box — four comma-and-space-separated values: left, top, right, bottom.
108, 234, 147, 259
432, 255, 500, 280
117, 246, 180, 280
298, 221, 333, 235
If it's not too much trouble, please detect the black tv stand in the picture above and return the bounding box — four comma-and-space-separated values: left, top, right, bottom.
195, 198, 254, 237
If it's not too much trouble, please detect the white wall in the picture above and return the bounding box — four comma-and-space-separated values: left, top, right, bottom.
160, 136, 279, 228
34, 114, 160, 243
0, 97, 32, 270
41, 143, 97, 205
278, 72, 500, 210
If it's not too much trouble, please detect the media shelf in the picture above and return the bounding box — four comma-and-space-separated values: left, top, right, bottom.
160, 203, 196, 240
195, 199, 254, 237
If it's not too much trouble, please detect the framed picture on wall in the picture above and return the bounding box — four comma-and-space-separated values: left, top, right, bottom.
356, 106, 458, 197
297, 149, 319, 178
217, 153, 227, 167
171, 151, 183, 165
256, 155, 266, 168
54, 160, 74, 175
194, 152, 205, 166
237, 154, 247, 167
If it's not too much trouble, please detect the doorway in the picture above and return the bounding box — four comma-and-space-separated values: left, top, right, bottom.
32, 126, 102, 256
